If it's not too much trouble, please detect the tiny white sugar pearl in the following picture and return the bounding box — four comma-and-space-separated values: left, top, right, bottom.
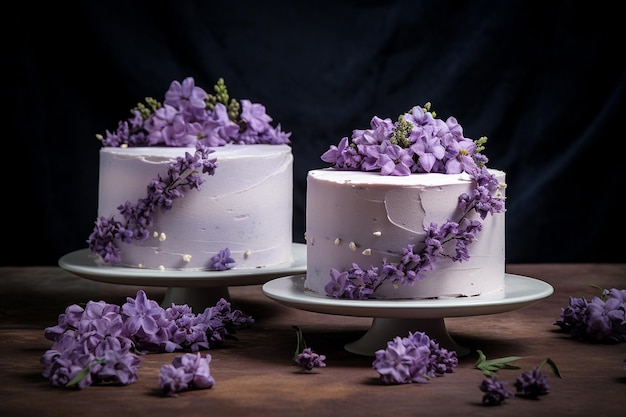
182, 254, 192, 263
334, 238, 341, 245
373, 231, 382, 237
244, 250, 251, 259
159, 232, 167, 242
349, 242, 357, 251
152, 231, 158, 238
159, 265, 165, 271
362, 248, 372, 256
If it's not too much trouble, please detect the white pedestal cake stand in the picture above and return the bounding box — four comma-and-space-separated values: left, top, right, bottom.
58, 243, 307, 311
262, 274, 554, 357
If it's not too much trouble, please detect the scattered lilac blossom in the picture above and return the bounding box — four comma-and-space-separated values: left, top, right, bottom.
295, 347, 327, 371
372, 331, 457, 384
293, 326, 326, 371
479, 376, 513, 406
514, 368, 550, 398
320, 104, 505, 299
475, 353, 560, 404
555, 286, 626, 343
41, 290, 253, 389
159, 352, 215, 397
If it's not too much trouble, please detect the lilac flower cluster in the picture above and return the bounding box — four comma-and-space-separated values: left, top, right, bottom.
295, 347, 327, 371
41, 290, 254, 389
86, 143, 224, 266
100, 77, 291, 147
555, 287, 626, 343
479, 367, 551, 405
321, 103, 486, 176
159, 352, 215, 397
292, 326, 327, 371
321, 105, 504, 299
372, 331, 458, 384
479, 376, 513, 405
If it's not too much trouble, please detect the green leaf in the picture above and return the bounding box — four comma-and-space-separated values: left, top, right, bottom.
474, 350, 523, 376
292, 325, 308, 360
539, 357, 562, 378
65, 364, 91, 388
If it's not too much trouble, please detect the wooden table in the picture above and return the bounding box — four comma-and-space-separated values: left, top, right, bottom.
1, 264, 624, 417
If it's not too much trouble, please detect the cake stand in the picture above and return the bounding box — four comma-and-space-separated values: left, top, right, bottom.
58, 243, 307, 311
262, 274, 553, 357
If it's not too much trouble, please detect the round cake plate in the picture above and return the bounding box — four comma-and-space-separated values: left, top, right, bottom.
262, 274, 554, 357
58, 243, 306, 310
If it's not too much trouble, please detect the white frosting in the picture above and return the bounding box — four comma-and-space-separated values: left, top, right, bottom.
305, 168, 506, 299
97, 144, 293, 270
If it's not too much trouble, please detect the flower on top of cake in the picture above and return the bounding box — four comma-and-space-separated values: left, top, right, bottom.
319, 103, 506, 299
97, 76, 291, 147
321, 102, 483, 176
87, 77, 291, 270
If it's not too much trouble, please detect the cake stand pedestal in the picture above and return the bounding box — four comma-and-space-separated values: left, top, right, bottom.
262, 274, 554, 357
58, 244, 306, 311
344, 317, 469, 356
160, 287, 232, 310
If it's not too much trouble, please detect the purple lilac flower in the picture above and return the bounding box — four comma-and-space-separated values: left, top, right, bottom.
295, 347, 327, 371
514, 368, 550, 398
209, 248, 236, 271
410, 128, 446, 173
121, 290, 170, 352
372, 331, 457, 384
41, 291, 253, 389
159, 352, 215, 397
479, 376, 513, 406
292, 326, 327, 371
555, 287, 626, 343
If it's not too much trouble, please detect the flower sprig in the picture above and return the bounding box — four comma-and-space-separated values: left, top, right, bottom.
321, 104, 505, 299
41, 290, 254, 390
555, 285, 626, 343
292, 326, 327, 371
86, 143, 221, 266
372, 331, 458, 384
476, 351, 561, 406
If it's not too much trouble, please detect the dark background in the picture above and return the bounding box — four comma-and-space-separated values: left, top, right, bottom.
5, 1, 625, 266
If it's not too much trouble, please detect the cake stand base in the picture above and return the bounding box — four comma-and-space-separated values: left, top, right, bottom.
344, 317, 470, 357
161, 287, 232, 311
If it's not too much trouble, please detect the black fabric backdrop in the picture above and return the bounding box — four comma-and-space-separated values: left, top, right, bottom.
5, 0, 625, 266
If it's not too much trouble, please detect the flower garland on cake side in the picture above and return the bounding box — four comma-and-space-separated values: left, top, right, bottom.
87, 77, 291, 269
320, 103, 506, 299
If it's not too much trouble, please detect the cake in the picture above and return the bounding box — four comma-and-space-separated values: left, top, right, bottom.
87, 77, 293, 271
304, 103, 506, 299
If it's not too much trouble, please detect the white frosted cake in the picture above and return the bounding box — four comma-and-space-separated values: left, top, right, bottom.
97, 144, 293, 270
87, 77, 293, 271
304, 103, 506, 299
